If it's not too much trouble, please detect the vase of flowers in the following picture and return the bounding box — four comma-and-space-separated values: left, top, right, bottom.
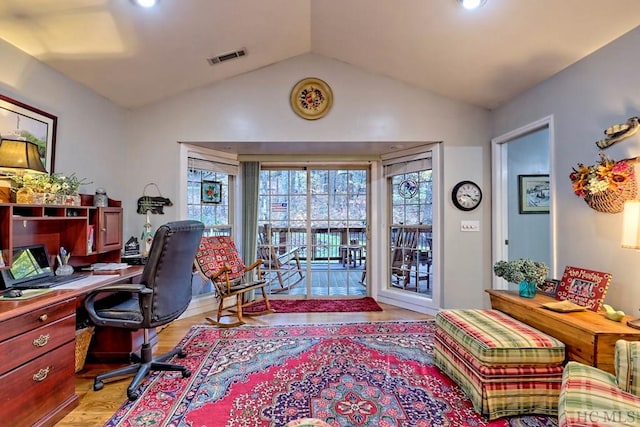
493, 259, 549, 298
569, 153, 636, 213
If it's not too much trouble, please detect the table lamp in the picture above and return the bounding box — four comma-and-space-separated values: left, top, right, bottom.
0, 138, 48, 202
621, 199, 640, 329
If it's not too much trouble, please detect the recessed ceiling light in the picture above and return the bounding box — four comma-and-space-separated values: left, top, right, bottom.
457, 0, 487, 10
131, 0, 158, 8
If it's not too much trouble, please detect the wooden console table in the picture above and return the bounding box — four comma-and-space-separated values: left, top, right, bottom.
487, 289, 640, 374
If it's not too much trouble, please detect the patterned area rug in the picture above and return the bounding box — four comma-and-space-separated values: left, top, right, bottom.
106, 321, 558, 427
244, 297, 383, 313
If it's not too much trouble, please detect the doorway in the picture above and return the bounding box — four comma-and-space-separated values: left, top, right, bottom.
491, 116, 556, 288
258, 166, 369, 297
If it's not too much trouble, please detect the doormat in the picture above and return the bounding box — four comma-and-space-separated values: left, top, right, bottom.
105, 321, 556, 426
244, 297, 383, 313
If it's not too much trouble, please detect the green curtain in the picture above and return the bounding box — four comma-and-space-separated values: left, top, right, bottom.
241, 161, 260, 264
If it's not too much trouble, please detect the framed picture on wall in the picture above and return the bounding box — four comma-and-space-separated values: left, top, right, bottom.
0, 94, 57, 173
518, 174, 550, 214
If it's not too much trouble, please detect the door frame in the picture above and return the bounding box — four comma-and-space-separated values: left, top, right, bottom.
491, 115, 556, 289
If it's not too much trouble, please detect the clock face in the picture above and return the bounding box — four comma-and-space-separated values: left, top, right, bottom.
452, 181, 482, 211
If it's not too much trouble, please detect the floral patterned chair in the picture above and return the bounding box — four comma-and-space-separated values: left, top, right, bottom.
194, 235, 273, 327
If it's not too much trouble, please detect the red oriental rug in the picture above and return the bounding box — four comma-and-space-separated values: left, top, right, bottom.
244, 297, 383, 313
105, 321, 556, 427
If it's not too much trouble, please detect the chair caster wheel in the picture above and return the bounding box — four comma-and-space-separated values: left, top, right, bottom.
127, 390, 141, 401
93, 381, 104, 392
177, 349, 186, 358
182, 368, 191, 378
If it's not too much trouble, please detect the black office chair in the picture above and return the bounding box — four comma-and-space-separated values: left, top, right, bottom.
83, 220, 204, 400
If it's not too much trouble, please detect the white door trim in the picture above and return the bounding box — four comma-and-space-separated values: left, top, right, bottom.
491, 115, 556, 289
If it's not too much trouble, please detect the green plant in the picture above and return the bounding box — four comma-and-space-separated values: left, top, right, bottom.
493, 258, 549, 285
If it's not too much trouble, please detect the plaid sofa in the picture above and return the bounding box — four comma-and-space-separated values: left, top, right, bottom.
559, 340, 640, 426
434, 309, 565, 420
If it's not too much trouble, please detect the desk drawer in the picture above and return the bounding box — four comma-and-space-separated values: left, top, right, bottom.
0, 298, 75, 342
0, 341, 76, 427
0, 314, 75, 376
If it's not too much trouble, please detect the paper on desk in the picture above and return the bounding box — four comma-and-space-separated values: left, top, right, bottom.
55, 275, 119, 289
89, 263, 130, 271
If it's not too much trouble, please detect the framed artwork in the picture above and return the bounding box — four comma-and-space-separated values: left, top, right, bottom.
555, 266, 612, 311
201, 180, 222, 204
518, 174, 550, 214
0, 94, 57, 173
537, 278, 560, 297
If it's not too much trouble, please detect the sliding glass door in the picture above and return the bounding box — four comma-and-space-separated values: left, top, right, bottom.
258, 167, 368, 297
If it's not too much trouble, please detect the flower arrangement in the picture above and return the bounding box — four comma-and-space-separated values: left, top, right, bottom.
10, 172, 91, 205
569, 153, 634, 199
493, 258, 549, 285
11, 173, 90, 195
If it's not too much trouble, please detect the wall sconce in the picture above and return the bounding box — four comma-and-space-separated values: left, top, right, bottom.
0, 138, 48, 203
622, 199, 640, 328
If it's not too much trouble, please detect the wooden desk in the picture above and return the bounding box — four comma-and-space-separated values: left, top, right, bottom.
0, 267, 144, 426
487, 289, 640, 374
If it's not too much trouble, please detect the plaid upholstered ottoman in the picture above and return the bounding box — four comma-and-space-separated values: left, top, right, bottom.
434, 309, 566, 420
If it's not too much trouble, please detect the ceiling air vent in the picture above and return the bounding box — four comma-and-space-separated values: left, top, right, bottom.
207, 48, 247, 65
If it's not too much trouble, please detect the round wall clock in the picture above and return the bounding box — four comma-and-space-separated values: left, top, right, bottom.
451, 180, 482, 211
290, 77, 333, 120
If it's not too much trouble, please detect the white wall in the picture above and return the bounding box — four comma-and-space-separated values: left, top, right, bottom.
0, 39, 495, 310
125, 54, 492, 309
493, 27, 640, 315
0, 39, 128, 200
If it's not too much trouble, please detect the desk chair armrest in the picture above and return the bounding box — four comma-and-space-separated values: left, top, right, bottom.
84, 284, 152, 327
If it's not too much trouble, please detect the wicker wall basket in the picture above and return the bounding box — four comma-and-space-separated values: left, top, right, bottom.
584, 175, 638, 213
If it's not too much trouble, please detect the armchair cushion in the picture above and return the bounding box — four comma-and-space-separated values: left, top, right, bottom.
616, 340, 640, 396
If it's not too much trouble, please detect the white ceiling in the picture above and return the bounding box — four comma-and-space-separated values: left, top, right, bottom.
1, 0, 639, 113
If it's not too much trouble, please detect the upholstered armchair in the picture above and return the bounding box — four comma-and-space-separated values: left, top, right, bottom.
559, 340, 640, 426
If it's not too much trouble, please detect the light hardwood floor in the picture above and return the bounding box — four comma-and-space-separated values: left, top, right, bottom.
56, 302, 431, 426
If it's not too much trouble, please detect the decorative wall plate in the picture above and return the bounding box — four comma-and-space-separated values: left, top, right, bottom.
290, 77, 333, 120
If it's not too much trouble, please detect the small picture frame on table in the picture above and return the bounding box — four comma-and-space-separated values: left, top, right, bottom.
537, 279, 560, 297
555, 266, 612, 312
201, 180, 222, 204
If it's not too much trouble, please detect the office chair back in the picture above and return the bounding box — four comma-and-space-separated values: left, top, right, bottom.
138, 220, 204, 328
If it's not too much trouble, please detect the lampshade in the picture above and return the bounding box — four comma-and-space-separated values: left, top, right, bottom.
0, 139, 47, 173
621, 199, 640, 249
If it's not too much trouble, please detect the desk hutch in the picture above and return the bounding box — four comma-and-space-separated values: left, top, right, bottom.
0, 196, 132, 426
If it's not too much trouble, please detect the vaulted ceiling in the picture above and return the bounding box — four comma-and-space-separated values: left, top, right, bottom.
1, 0, 639, 111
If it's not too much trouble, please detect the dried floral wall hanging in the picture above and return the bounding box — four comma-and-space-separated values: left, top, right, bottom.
569, 153, 636, 213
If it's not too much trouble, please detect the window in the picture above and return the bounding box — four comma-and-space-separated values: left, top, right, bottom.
187, 156, 236, 236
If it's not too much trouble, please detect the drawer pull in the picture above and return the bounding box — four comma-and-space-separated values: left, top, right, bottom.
39, 314, 48, 322
33, 334, 50, 347
33, 367, 50, 382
